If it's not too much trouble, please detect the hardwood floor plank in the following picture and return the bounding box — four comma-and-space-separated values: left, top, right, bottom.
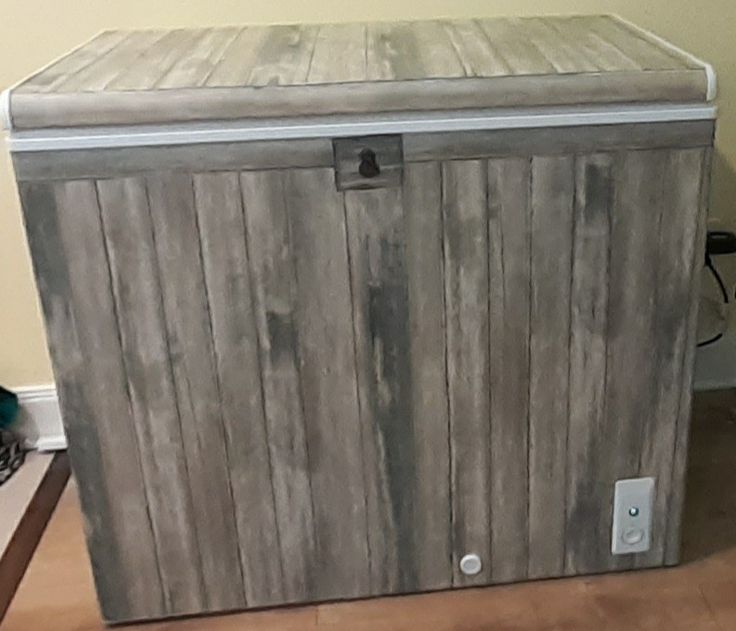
0, 453, 70, 620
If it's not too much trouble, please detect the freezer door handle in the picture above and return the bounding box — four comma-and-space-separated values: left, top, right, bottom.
333, 134, 403, 191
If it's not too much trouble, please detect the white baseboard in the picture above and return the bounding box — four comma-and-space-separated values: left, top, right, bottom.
12, 385, 66, 452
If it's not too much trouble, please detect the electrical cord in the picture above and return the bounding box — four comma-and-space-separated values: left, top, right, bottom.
698, 252, 729, 347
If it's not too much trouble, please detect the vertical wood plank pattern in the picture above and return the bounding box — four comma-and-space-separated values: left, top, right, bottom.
96, 177, 209, 616
604, 151, 669, 572
19, 181, 165, 622
98, 178, 212, 616
239, 170, 317, 603
344, 174, 452, 594
344, 187, 414, 594
528, 156, 574, 578
283, 168, 370, 600
487, 157, 532, 583
565, 154, 614, 575
442, 160, 491, 587
17, 120, 713, 622
665, 148, 712, 565
193, 172, 285, 606
144, 173, 246, 610
403, 163, 452, 590
635, 149, 706, 568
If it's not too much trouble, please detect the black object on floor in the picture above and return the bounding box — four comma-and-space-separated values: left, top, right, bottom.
0, 436, 25, 487
0, 386, 24, 486
699, 230, 736, 348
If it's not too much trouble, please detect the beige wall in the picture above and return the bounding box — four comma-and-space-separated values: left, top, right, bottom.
1, 0, 733, 387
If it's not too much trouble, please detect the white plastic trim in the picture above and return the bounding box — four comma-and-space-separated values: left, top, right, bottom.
6, 103, 717, 153
0, 88, 11, 131
612, 14, 717, 101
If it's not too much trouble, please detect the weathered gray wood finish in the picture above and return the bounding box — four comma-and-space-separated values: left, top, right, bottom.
442, 159, 492, 588
528, 155, 575, 578
8, 15, 711, 129
17, 121, 711, 623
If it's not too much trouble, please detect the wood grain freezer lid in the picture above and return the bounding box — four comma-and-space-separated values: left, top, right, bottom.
3, 15, 715, 130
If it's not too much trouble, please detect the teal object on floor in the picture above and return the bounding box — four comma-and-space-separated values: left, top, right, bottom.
0, 386, 19, 429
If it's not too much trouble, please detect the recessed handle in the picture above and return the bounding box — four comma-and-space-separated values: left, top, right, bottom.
358, 148, 381, 179
333, 135, 402, 191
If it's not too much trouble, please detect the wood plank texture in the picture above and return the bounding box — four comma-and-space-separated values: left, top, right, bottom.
20, 16, 700, 94
487, 157, 532, 583
9, 69, 709, 129
144, 173, 246, 611
13, 121, 715, 183
239, 170, 317, 604
405, 121, 715, 164
565, 153, 614, 576
540, 17, 641, 71
477, 18, 557, 74
156, 27, 241, 88
10, 403, 736, 631
308, 23, 367, 83
246, 25, 319, 86
107, 29, 210, 90
19, 30, 131, 93
528, 155, 575, 578
522, 17, 601, 73
367, 21, 465, 81
343, 170, 452, 594
602, 151, 668, 574
16, 118, 712, 623
282, 168, 370, 600
344, 187, 416, 594
20, 180, 165, 622
8, 16, 711, 129
442, 160, 491, 587
665, 148, 712, 565
54, 30, 169, 92
96, 177, 208, 617
205, 27, 271, 87
588, 16, 699, 70
442, 20, 510, 76
402, 163, 452, 590
636, 149, 707, 569
192, 172, 285, 606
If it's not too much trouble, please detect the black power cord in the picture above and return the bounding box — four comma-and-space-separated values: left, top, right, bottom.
698, 231, 736, 348
699, 252, 729, 347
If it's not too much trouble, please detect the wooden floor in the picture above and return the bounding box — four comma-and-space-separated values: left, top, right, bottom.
0, 452, 69, 619
0, 452, 55, 556
3, 389, 736, 630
